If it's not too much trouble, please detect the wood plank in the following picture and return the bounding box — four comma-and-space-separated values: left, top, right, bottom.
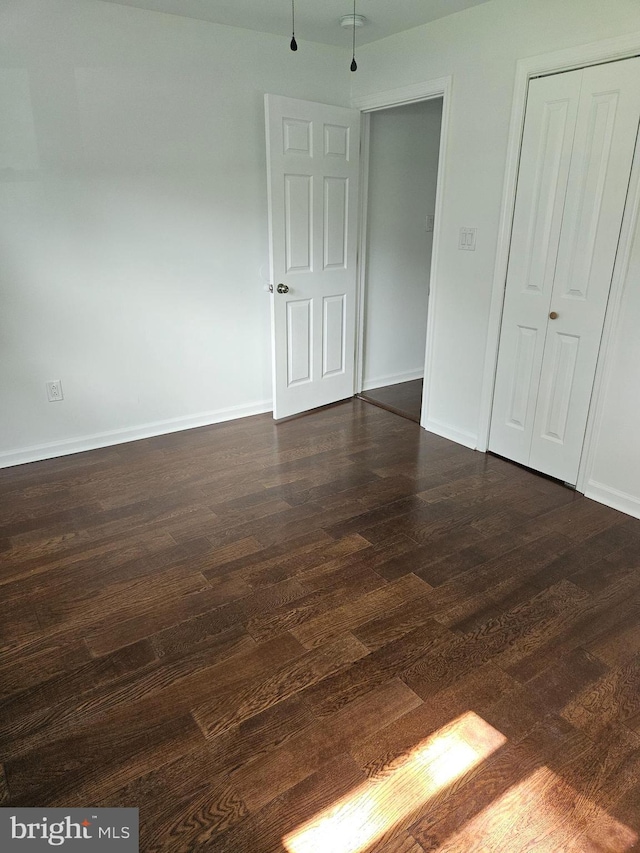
246, 564, 387, 642
206, 694, 316, 776
403, 580, 590, 700
0, 763, 8, 806
353, 592, 435, 651
561, 653, 640, 739
0, 640, 156, 726
303, 620, 456, 718
408, 718, 587, 852
290, 574, 431, 649
0, 638, 94, 700
4, 709, 205, 807
351, 663, 517, 774
212, 753, 367, 853
0, 633, 299, 761
102, 747, 249, 852
193, 634, 369, 740
506, 564, 640, 683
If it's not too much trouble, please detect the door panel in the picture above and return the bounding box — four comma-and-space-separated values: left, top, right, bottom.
323, 177, 348, 269
530, 58, 640, 482
490, 70, 582, 465
265, 95, 360, 420
287, 299, 312, 386
506, 325, 539, 429
539, 332, 580, 442
285, 175, 313, 273
322, 295, 346, 377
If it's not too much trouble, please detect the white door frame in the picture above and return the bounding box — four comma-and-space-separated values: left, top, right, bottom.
479, 32, 640, 495
351, 77, 452, 431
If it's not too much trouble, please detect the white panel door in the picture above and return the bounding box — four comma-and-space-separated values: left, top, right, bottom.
490, 58, 640, 485
265, 95, 360, 420
530, 59, 640, 482
490, 70, 583, 467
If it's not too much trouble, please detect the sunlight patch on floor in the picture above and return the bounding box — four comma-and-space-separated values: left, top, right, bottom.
433, 764, 638, 853
283, 711, 506, 853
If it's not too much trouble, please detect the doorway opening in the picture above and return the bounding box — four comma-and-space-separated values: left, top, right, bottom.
360, 379, 424, 423
356, 98, 443, 424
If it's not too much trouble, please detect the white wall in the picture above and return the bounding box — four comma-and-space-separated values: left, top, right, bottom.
586, 193, 640, 520
0, 0, 350, 466
4, 0, 640, 517
352, 0, 640, 448
362, 99, 442, 391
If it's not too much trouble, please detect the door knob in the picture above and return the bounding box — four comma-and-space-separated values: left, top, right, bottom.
277, 283, 289, 294
549, 311, 559, 320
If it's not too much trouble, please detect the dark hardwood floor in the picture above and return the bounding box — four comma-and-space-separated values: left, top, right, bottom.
2, 398, 640, 851
359, 379, 423, 423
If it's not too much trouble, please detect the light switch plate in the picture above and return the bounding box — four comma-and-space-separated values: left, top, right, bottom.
459, 227, 477, 251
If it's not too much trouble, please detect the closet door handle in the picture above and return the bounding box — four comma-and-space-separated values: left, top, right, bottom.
549, 311, 559, 320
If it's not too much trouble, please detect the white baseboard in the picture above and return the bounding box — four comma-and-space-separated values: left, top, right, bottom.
0, 400, 273, 469
584, 479, 640, 521
423, 417, 478, 450
361, 368, 424, 393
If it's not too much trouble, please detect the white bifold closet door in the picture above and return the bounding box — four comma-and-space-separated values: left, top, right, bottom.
490, 58, 640, 485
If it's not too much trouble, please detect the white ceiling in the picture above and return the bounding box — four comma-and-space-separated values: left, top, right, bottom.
97, 0, 493, 47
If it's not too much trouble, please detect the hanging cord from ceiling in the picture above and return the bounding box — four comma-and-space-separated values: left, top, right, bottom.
290, 0, 297, 51
288, 2, 360, 69
350, 0, 358, 71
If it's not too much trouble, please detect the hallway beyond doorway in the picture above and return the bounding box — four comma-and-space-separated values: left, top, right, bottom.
359, 379, 423, 423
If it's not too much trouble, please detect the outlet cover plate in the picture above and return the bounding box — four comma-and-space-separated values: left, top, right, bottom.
46, 380, 64, 402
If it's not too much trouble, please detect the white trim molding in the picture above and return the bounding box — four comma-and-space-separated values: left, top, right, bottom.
424, 417, 478, 451
352, 77, 453, 113
361, 368, 424, 393
0, 400, 273, 469
585, 480, 640, 521
477, 30, 640, 455
354, 109, 371, 397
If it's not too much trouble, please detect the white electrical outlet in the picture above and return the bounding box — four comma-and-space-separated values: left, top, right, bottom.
46, 380, 64, 402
